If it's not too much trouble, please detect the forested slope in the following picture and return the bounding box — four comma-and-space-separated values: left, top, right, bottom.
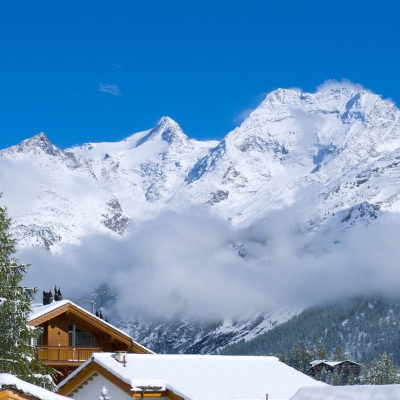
220, 296, 400, 364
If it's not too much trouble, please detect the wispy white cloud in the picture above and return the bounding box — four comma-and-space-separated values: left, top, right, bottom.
316, 79, 364, 92
19, 199, 400, 322
233, 108, 254, 125
98, 83, 121, 96
233, 92, 269, 125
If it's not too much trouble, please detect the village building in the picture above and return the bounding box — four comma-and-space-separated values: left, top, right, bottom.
56, 353, 326, 400
309, 360, 361, 378
28, 295, 152, 383
290, 384, 400, 400
0, 373, 69, 400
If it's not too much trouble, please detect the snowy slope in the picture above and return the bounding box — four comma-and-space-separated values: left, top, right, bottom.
182, 86, 400, 229
117, 308, 299, 354
0, 117, 217, 250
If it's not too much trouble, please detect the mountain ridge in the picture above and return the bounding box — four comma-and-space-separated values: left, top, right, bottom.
3, 84, 400, 354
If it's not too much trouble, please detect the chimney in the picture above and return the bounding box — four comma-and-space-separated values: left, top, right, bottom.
54, 286, 62, 301
114, 351, 128, 366
43, 290, 53, 305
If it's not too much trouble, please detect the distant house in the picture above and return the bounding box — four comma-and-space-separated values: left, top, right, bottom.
28, 297, 152, 382
290, 384, 400, 400
0, 373, 70, 400
309, 359, 361, 377
57, 353, 326, 400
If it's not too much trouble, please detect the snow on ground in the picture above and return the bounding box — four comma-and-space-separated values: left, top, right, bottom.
290, 384, 400, 400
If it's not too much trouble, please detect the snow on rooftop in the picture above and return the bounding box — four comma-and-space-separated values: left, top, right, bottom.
290, 384, 400, 400
309, 360, 361, 367
0, 373, 70, 400
29, 300, 71, 321
131, 379, 166, 391
29, 300, 153, 354
58, 353, 325, 400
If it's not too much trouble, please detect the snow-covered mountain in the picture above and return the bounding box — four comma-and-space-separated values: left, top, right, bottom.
3, 83, 400, 353
0, 117, 218, 250
3, 85, 400, 250
117, 308, 298, 355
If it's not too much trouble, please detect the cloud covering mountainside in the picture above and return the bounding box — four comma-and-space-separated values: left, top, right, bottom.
2, 83, 400, 323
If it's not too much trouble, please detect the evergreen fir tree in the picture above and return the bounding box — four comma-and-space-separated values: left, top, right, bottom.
276, 351, 288, 364
315, 368, 331, 383
347, 372, 358, 385
338, 370, 348, 386
0, 199, 55, 387
360, 353, 399, 385
369, 353, 399, 385
289, 343, 311, 373
333, 345, 346, 361
360, 362, 372, 385
330, 370, 341, 386
309, 341, 327, 361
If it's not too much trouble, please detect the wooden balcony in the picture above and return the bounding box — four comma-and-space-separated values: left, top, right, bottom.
36, 346, 103, 363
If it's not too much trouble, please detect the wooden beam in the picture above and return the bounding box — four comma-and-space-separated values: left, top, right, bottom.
166, 389, 185, 400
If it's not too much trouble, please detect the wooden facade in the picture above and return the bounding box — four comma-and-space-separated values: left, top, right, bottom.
309, 360, 361, 377
0, 373, 69, 400
29, 301, 152, 382
0, 389, 38, 400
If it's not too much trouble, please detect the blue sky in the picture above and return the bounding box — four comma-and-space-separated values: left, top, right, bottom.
0, 0, 399, 149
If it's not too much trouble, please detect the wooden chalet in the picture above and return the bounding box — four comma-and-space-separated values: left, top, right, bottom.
28, 296, 152, 383
309, 359, 361, 377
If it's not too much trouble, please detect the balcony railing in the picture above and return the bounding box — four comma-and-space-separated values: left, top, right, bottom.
36, 346, 103, 362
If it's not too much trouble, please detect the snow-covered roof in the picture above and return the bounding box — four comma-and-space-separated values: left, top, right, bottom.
309, 359, 361, 367
58, 353, 326, 400
290, 384, 400, 400
30, 300, 71, 321
0, 373, 70, 400
29, 300, 153, 354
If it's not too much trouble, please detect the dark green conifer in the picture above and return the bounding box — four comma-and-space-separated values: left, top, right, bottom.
0, 197, 56, 388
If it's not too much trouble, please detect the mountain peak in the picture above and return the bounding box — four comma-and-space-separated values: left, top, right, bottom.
157, 116, 180, 129
135, 116, 193, 153
23, 132, 59, 155
4, 132, 61, 157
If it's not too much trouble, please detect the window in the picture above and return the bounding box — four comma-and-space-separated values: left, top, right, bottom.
68, 324, 95, 347
32, 335, 42, 346
29, 326, 43, 346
